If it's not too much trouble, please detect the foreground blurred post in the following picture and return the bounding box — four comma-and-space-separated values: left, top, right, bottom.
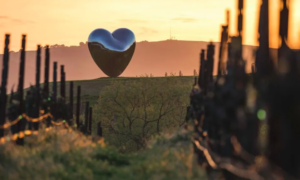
266, 0, 300, 178
198, 49, 206, 90
255, 0, 272, 80
0, 34, 10, 141
251, 63, 255, 74
16, 35, 27, 146
217, 21, 229, 77
206, 42, 215, 85
278, 0, 289, 60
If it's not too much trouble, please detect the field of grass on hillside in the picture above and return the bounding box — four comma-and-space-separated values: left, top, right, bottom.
1, 75, 268, 180
1, 76, 210, 180
0, 124, 206, 180
20, 76, 196, 107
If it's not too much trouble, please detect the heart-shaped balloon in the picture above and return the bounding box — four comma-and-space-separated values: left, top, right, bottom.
88, 28, 136, 77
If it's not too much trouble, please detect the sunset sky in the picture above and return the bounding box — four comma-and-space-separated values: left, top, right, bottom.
0, 0, 299, 52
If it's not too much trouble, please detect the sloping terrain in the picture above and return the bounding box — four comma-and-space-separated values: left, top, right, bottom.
0, 122, 206, 180
0, 40, 263, 89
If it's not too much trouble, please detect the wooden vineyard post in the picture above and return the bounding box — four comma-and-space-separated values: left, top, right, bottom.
198, 49, 206, 91
32, 45, 41, 134
97, 121, 102, 137
16, 35, 26, 146
52, 62, 57, 121
88, 107, 92, 135
43, 45, 50, 95
0, 34, 10, 142
76, 86, 81, 129
43, 46, 52, 129
69, 81, 74, 125
60, 65, 65, 99
206, 42, 215, 84
84, 101, 89, 134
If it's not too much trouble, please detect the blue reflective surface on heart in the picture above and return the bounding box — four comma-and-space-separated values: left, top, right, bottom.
87, 28, 136, 77
88, 28, 135, 52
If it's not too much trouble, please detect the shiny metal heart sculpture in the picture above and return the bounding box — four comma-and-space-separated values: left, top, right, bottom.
88, 28, 136, 77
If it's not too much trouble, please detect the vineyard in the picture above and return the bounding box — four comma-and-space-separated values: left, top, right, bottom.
186, 0, 300, 179
1, 0, 300, 179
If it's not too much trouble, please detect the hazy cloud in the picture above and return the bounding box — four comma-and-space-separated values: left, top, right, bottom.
139, 27, 158, 34
0, 16, 35, 24
119, 19, 148, 23
171, 17, 198, 23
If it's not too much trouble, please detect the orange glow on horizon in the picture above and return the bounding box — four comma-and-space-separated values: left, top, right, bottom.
0, 0, 299, 52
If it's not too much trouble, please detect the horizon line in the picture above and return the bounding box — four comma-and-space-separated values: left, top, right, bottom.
2, 39, 260, 52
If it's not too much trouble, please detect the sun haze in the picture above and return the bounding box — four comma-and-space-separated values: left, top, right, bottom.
0, 0, 299, 51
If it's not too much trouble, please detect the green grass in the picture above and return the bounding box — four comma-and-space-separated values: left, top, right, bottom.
32, 76, 197, 107
2, 75, 259, 179
12, 74, 254, 107
0, 125, 206, 180
2, 76, 207, 180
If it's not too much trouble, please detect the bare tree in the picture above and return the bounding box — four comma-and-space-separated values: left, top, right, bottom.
94, 78, 189, 151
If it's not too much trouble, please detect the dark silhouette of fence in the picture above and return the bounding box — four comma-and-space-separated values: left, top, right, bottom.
0, 35, 102, 145
187, 0, 300, 179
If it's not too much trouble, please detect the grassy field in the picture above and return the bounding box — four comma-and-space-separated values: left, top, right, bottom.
44, 76, 196, 107
3, 75, 265, 180
0, 123, 206, 180
0, 76, 210, 180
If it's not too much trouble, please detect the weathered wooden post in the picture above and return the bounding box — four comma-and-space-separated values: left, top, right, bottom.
84, 101, 89, 134
9, 88, 13, 104
88, 107, 92, 135
251, 63, 256, 74
53, 62, 57, 100
255, 0, 272, 79
32, 45, 41, 133
43, 45, 50, 95
69, 81, 74, 124
63, 72, 66, 100
16, 35, 26, 146
97, 121, 102, 137
185, 106, 191, 126
43, 46, 51, 128
76, 86, 81, 129
217, 25, 229, 78
221, 1, 247, 179
60, 65, 65, 99
0, 34, 10, 141
206, 42, 215, 84
278, 0, 289, 60
52, 62, 57, 120
266, 0, 300, 178
198, 49, 206, 90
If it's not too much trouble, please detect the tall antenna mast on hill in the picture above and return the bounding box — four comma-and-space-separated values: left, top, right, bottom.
169, 27, 176, 40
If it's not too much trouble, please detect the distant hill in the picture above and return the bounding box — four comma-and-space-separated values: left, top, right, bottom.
0, 40, 274, 89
